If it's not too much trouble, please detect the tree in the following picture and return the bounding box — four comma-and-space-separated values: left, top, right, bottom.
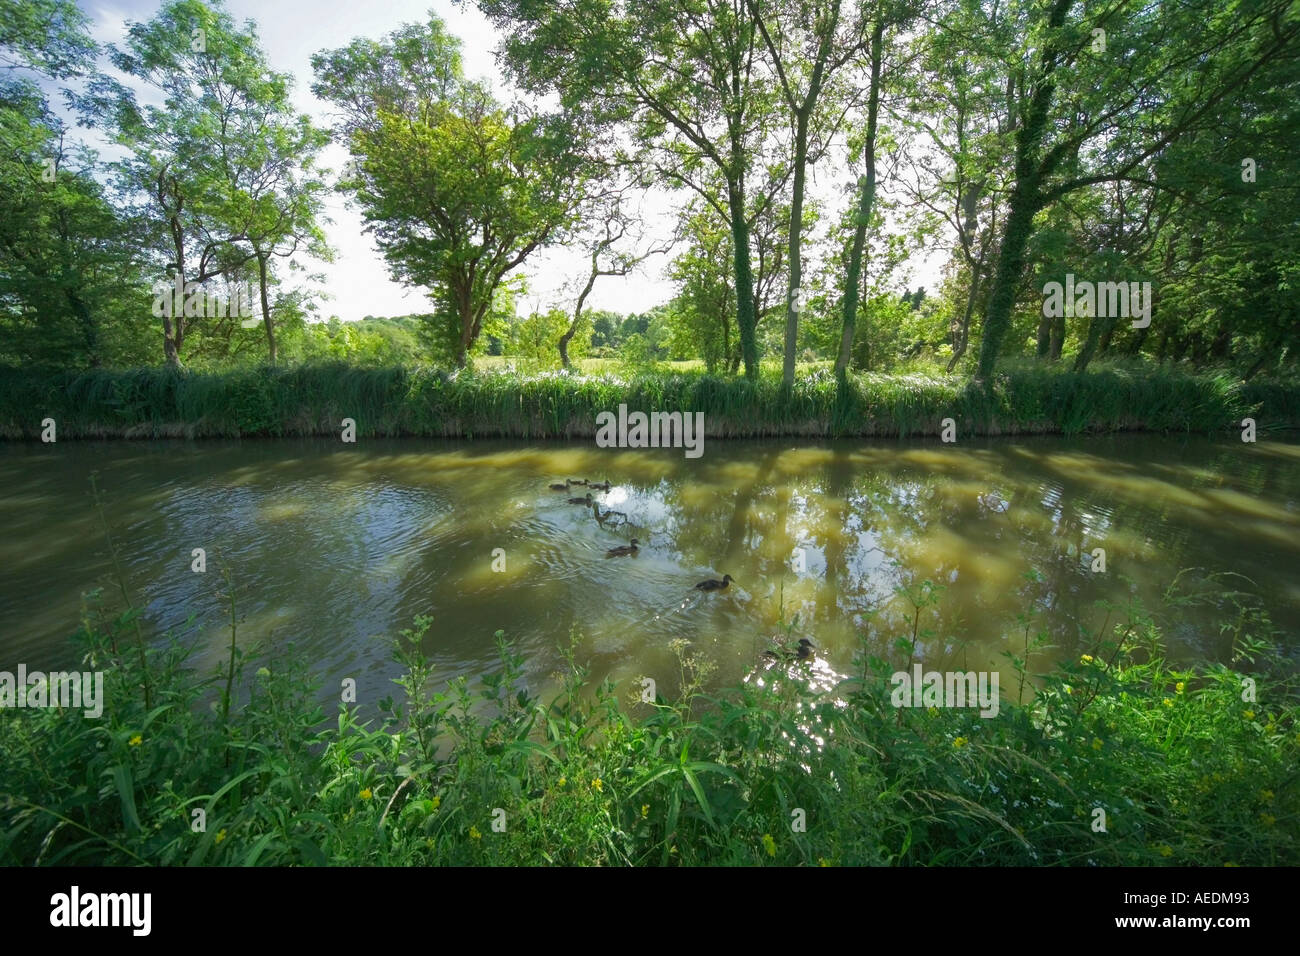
314, 14, 587, 367
973, 0, 1300, 383
0, 0, 150, 367
478, 0, 783, 379
82, 0, 296, 367
747, 0, 873, 387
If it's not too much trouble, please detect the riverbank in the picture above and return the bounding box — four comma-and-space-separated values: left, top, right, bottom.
2, 594, 1295, 866
2, 361, 1297, 440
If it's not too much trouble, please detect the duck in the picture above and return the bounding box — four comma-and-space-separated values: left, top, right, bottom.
567, 493, 594, 505
548, 479, 572, 491
764, 638, 815, 662
568, 478, 589, 486
605, 538, 639, 557
694, 574, 732, 591
593, 503, 627, 524
587, 480, 611, 492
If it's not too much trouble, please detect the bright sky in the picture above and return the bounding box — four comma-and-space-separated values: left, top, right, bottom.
76, 0, 943, 322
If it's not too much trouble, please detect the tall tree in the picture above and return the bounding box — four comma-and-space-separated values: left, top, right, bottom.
973, 0, 1300, 383
477, 0, 781, 379
747, 0, 872, 387
314, 14, 588, 367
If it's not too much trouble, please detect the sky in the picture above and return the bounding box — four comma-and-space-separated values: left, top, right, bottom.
75, 0, 944, 322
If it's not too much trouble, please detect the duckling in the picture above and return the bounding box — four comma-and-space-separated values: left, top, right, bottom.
567, 493, 594, 505
605, 538, 639, 557
568, 478, 589, 486
587, 480, 611, 492
694, 574, 732, 592
548, 479, 572, 491
764, 638, 815, 662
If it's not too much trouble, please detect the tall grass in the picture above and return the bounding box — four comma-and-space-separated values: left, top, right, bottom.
1, 575, 1295, 866
1, 360, 1294, 440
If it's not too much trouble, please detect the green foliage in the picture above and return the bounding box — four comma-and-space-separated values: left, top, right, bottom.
4, 361, 1291, 440
2, 574, 1294, 866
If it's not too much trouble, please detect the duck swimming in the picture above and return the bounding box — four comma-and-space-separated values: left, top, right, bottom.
593, 503, 627, 525
587, 480, 611, 492
606, 538, 639, 557
548, 479, 572, 491
694, 574, 732, 591
764, 638, 815, 662
568, 478, 589, 486
568, 493, 594, 505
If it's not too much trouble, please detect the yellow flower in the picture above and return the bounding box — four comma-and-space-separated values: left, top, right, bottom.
431, 795, 441, 810
818, 857, 832, 867
1162, 698, 1173, 708
557, 776, 566, 788
591, 778, 603, 792
641, 804, 649, 819
128, 734, 142, 747
1091, 737, 1103, 751
1264, 722, 1276, 733
761, 833, 776, 858
1063, 685, 1072, 695
1080, 655, 1094, 664
359, 788, 373, 801
469, 825, 481, 840
1157, 845, 1173, 858
926, 706, 938, 717
1175, 682, 1185, 694
953, 736, 968, 749
214, 829, 227, 845
1260, 790, 1274, 803
1260, 813, 1276, 827
1243, 710, 1255, 721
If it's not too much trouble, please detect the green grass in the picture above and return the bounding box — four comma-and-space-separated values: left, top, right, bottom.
1, 576, 1296, 866
0, 359, 1296, 440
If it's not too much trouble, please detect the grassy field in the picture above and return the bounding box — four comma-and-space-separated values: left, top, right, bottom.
2, 359, 1297, 440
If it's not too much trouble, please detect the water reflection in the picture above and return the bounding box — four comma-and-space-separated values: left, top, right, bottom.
0, 434, 1296, 706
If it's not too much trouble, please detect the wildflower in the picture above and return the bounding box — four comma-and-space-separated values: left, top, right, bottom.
1091, 737, 1103, 751
1162, 698, 1173, 708
953, 736, 968, 749
1157, 845, 1173, 858
1063, 685, 1072, 695
214, 829, 227, 845
470, 825, 481, 840
641, 804, 649, 819
557, 776, 566, 788
591, 778, 603, 792
761, 833, 776, 858
359, 788, 373, 801
1260, 790, 1274, 803
431, 795, 441, 810
1080, 654, 1094, 664
128, 734, 142, 747
818, 858, 832, 867
926, 706, 938, 717
1175, 682, 1185, 694
1243, 710, 1255, 721
1261, 813, 1276, 827
1265, 721, 1276, 733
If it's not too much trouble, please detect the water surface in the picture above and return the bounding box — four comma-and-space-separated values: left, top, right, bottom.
2, 435, 1296, 704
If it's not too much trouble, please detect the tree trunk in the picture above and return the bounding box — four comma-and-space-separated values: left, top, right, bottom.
974, 0, 1073, 384
728, 184, 759, 379
836, 18, 883, 378
782, 110, 809, 388
257, 250, 277, 365
1073, 315, 1115, 372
